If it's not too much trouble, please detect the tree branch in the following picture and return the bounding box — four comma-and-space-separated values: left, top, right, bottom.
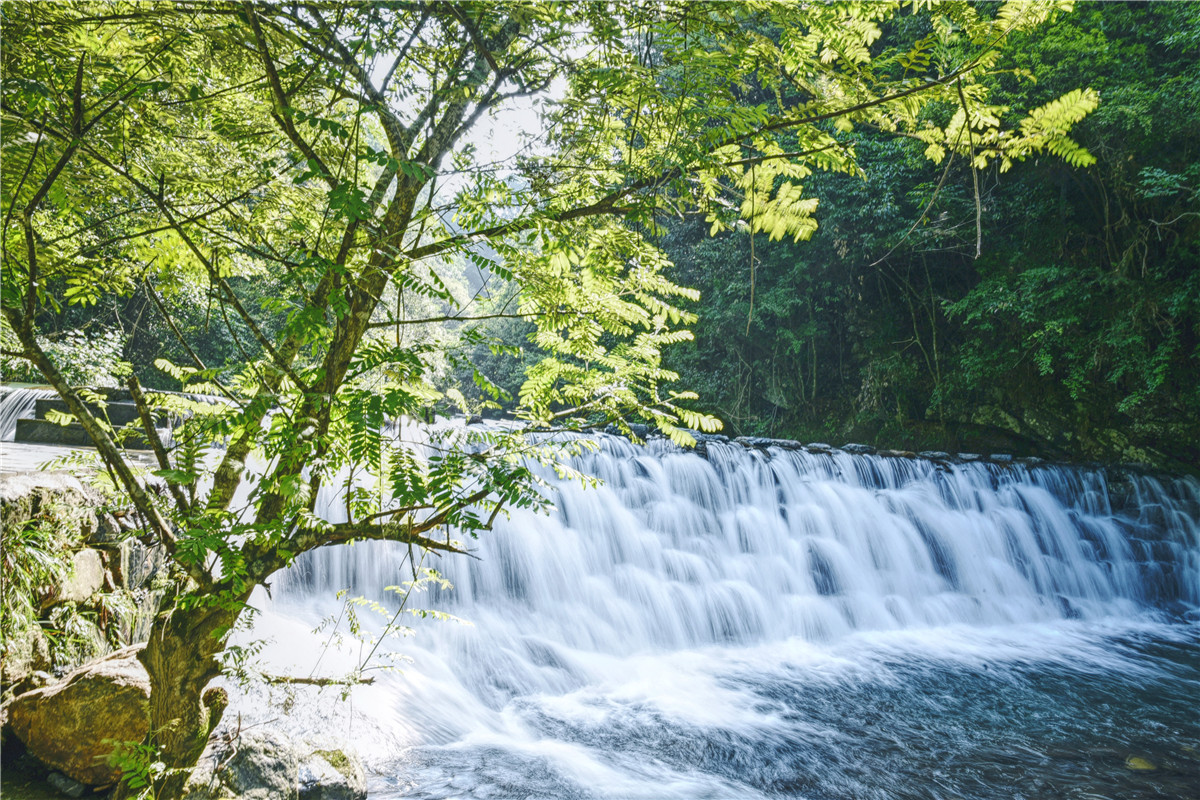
127, 374, 192, 515
246, 6, 339, 190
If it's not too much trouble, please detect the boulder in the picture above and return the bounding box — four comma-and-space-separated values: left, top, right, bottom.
842, 443, 875, 455
5, 645, 150, 786
186, 729, 300, 800
50, 548, 106, 606
298, 749, 367, 800
184, 731, 368, 800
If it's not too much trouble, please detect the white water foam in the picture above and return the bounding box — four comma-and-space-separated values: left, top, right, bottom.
234, 436, 1200, 797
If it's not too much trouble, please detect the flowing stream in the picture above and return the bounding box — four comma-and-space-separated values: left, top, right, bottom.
5, 386, 1195, 796
256, 436, 1200, 799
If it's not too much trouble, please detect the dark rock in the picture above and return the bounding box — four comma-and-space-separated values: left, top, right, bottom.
94, 512, 124, 541
990, 453, 1014, 462
842, 443, 875, 455
106, 537, 165, 591
734, 436, 800, 450
735, 436, 801, 449
918, 451, 952, 461
604, 423, 651, 440
6, 645, 149, 786
47, 771, 87, 798
805, 442, 834, 453
957, 453, 982, 461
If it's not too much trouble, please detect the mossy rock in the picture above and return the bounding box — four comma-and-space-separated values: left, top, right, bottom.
299, 747, 366, 800
1125, 755, 1157, 771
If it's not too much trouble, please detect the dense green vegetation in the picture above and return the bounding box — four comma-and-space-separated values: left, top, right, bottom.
7, 4, 1193, 472
658, 2, 1199, 471
0, 1, 1166, 794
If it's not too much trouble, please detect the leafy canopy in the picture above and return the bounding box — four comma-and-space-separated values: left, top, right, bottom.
0, 2, 1097, 792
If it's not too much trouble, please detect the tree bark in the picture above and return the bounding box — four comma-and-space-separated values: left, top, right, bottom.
113, 597, 245, 800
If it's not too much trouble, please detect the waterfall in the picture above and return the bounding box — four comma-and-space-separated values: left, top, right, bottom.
282, 436, 1199, 641
0, 386, 55, 441
258, 436, 1200, 799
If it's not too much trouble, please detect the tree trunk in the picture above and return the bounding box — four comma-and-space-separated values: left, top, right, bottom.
114, 598, 244, 799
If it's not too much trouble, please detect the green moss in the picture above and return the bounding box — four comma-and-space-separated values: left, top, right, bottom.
315, 749, 352, 775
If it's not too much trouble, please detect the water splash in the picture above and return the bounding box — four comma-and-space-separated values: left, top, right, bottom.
254, 436, 1200, 798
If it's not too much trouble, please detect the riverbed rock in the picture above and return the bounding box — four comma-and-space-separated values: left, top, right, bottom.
47, 771, 87, 798
5, 645, 150, 786
1125, 755, 1157, 771
185, 730, 367, 800
298, 748, 368, 800
186, 729, 300, 800
842, 443, 876, 455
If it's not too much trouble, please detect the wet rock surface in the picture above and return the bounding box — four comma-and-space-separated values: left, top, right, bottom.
185, 729, 367, 800
5, 645, 150, 786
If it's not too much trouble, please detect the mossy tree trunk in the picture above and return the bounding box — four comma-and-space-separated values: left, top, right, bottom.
112, 599, 242, 800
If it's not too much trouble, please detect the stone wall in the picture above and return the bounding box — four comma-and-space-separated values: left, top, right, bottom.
0, 472, 167, 701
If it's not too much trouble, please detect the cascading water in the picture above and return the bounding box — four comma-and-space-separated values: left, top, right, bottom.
0, 386, 55, 441
256, 436, 1199, 799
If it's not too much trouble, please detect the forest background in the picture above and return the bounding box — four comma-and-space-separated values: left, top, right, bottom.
2, 2, 1197, 798
5, 2, 1197, 472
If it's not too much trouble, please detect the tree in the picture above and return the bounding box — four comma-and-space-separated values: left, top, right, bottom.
1, 2, 1097, 795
